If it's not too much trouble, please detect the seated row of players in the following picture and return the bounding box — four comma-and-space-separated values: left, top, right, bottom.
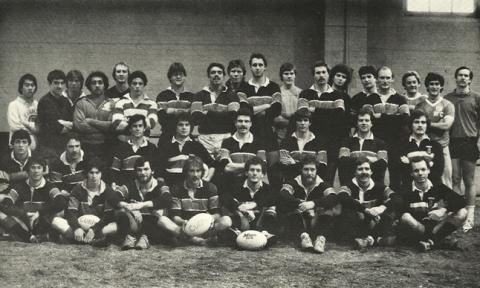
0, 108, 464, 252
0, 150, 465, 253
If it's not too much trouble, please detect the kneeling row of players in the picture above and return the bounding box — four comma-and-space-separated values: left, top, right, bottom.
0, 153, 466, 253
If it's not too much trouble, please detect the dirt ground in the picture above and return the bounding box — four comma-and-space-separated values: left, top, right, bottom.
1, 212, 479, 288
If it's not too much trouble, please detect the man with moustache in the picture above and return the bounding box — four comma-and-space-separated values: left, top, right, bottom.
37, 70, 73, 156
445, 66, 480, 232
49, 135, 88, 193
399, 157, 466, 251
106, 62, 130, 100
156, 62, 195, 140
364, 66, 410, 191
7, 74, 39, 150
415, 72, 454, 188
73, 71, 114, 160
193, 63, 239, 156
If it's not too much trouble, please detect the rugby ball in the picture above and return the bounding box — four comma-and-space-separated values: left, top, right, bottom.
236, 230, 267, 251
78, 214, 100, 230
184, 213, 215, 237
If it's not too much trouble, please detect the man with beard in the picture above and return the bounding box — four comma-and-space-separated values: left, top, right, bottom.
223, 156, 277, 246
415, 72, 454, 188
109, 157, 173, 250
106, 62, 130, 100
338, 108, 388, 186
278, 155, 336, 252
157, 112, 215, 186
165, 156, 232, 246
1, 130, 33, 185
445, 66, 480, 232
402, 71, 427, 112
364, 66, 410, 191
112, 70, 158, 138
193, 63, 239, 157
398, 110, 444, 187
63, 70, 86, 106
111, 115, 157, 186
156, 62, 195, 140
49, 135, 88, 193
350, 66, 378, 127
339, 157, 402, 249
37, 70, 73, 157
73, 71, 114, 160
399, 157, 466, 251
7, 73, 39, 150
0, 156, 69, 243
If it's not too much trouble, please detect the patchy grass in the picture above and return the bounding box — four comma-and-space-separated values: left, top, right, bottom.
1, 222, 480, 288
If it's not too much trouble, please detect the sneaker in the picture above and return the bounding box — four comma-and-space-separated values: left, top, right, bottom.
135, 235, 150, 250
262, 230, 278, 247
462, 219, 474, 233
91, 235, 110, 248
313, 235, 326, 253
29, 235, 39, 243
355, 235, 375, 249
121, 234, 136, 251
190, 236, 207, 246
300, 232, 314, 250
419, 239, 434, 252
377, 235, 396, 246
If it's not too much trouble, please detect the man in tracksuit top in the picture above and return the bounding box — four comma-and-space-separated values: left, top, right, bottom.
0, 156, 69, 243
338, 157, 403, 249
399, 157, 466, 251
278, 155, 336, 253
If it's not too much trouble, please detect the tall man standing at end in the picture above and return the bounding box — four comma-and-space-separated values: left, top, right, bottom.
445, 66, 480, 232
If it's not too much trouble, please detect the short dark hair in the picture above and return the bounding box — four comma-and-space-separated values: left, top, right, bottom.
134, 156, 151, 170
357, 107, 373, 123
207, 63, 225, 76
454, 66, 473, 80
182, 156, 205, 177
11, 129, 31, 146
127, 114, 147, 130
112, 62, 130, 81
85, 157, 106, 175
175, 112, 193, 127
235, 107, 253, 121
128, 70, 148, 86
279, 63, 296, 80
18, 73, 37, 95
410, 156, 431, 170
401, 71, 421, 87
294, 109, 312, 122
65, 133, 82, 146
358, 66, 377, 78
329, 64, 352, 88
27, 155, 47, 171
301, 155, 317, 169
245, 156, 267, 174
227, 59, 246, 75
311, 61, 329, 75
354, 156, 371, 169
66, 70, 85, 89
85, 71, 109, 93
409, 109, 430, 132
424, 72, 445, 92
167, 62, 187, 79
47, 70, 66, 84
249, 53, 267, 67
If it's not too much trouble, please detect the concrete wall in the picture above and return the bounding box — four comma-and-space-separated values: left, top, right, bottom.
367, 0, 480, 93
0, 0, 324, 132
